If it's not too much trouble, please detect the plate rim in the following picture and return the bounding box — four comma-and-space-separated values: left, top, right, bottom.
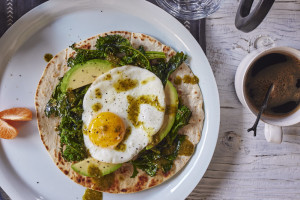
0, 0, 220, 199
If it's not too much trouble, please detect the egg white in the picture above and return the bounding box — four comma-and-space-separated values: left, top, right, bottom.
82, 65, 165, 163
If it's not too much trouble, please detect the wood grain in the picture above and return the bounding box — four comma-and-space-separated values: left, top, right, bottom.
0, 0, 299, 199
187, 0, 300, 199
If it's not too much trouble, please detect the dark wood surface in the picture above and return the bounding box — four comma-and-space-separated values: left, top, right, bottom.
0, 1, 206, 199
0, 0, 47, 37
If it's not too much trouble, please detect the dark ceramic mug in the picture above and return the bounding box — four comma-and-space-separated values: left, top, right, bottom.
235, 0, 275, 33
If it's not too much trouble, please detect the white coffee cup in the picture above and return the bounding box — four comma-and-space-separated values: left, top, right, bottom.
235, 46, 300, 144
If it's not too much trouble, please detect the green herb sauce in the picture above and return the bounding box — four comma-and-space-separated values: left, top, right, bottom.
165, 105, 177, 115
92, 103, 102, 112
174, 75, 199, 85
174, 76, 182, 85
127, 95, 165, 127
141, 76, 155, 85
92, 173, 115, 190
114, 143, 126, 152
82, 189, 103, 200
183, 75, 199, 84
44, 53, 53, 62
88, 164, 102, 177
178, 139, 194, 156
115, 126, 131, 152
142, 125, 155, 139
113, 78, 138, 92
104, 74, 112, 81
95, 88, 102, 98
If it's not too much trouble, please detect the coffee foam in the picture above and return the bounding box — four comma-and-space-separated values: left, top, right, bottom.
245, 53, 300, 116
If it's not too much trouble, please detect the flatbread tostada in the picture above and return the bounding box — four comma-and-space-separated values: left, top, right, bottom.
35, 31, 204, 193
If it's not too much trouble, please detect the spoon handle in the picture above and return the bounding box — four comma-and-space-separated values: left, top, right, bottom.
247, 83, 274, 136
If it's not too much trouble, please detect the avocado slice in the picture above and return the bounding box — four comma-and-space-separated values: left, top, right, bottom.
60, 59, 113, 92
146, 80, 179, 149
71, 157, 122, 178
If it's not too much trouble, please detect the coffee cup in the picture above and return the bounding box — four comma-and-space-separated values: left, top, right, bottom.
235, 46, 300, 144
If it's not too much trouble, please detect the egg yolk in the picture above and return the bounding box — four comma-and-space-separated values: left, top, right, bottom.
88, 112, 125, 148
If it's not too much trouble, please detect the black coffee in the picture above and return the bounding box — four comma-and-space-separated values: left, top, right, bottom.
245, 52, 300, 117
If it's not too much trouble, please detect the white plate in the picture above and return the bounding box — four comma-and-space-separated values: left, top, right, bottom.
0, 0, 220, 199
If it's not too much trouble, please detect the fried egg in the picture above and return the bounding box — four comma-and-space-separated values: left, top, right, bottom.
82, 65, 165, 163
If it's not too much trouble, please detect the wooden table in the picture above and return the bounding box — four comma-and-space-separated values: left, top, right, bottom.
0, 0, 299, 200
187, 0, 300, 199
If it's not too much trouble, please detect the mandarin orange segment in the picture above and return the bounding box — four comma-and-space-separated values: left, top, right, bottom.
0, 119, 19, 139
0, 107, 32, 121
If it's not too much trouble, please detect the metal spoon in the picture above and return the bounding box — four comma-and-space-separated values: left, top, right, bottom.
247, 83, 274, 136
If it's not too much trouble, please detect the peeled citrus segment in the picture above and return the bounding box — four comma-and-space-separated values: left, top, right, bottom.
0, 119, 18, 139
0, 107, 32, 121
